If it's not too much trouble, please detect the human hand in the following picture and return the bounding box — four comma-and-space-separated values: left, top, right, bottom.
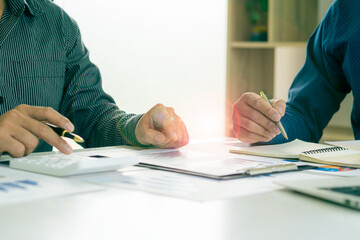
135, 104, 189, 148
0, 104, 74, 157
232, 92, 286, 143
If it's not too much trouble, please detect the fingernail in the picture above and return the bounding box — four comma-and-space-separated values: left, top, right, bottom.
65, 123, 74, 132
272, 113, 281, 122
155, 134, 165, 144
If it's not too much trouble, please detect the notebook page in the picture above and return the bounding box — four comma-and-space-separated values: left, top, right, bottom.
230, 139, 330, 159
300, 147, 360, 168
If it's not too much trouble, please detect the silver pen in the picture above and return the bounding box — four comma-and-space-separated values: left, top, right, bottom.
260, 91, 288, 140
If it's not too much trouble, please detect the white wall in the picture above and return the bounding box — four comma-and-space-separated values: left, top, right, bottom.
55, 0, 227, 139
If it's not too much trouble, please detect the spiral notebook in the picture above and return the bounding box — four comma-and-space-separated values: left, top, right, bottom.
230, 139, 330, 159
299, 147, 360, 168
230, 139, 360, 168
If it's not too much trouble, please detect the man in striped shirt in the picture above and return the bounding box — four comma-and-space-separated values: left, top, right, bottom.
0, 0, 189, 157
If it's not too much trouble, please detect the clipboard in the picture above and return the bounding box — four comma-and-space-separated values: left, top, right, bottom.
136, 147, 318, 180
137, 163, 316, 180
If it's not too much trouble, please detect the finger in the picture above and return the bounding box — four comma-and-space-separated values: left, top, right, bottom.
237, 103, 280, 135
138, 128, 167, 147
16, 105, 74, 132
162, 124, 182, 149
270, 98, 286, 117
180, 120, 189, 146
135, 113, 168, 146
151, 107, 178, 141
11, 127, 39, 155
234, 116, 278, 139
234, 127, 273, 144
0, 136, 26, 158
150, 104, 169, 129
164, 118, 189, 148
19, 116, 72, 154
169, 117, 184, 147
245, 94, 281, 122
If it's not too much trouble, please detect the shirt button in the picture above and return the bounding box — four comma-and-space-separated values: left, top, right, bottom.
0, 96, 4, 104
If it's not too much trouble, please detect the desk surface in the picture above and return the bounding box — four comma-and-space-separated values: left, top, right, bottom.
1, 139, 360, 240
1, 186, 360, 240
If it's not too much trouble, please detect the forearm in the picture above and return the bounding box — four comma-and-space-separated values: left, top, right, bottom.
267, 104, 321, 144
82, 108, 145, 148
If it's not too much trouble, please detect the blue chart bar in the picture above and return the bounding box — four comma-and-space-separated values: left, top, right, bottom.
2, 182, 26, 189
17, 180, 39, 186
0, 179, 39, 192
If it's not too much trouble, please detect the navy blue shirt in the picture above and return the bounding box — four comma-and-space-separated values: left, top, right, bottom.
270, 0, 359, 144
0, 0, 144, 152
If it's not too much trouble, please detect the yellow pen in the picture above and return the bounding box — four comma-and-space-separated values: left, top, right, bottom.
260, 91, 288, 140
44, 122, 84, 143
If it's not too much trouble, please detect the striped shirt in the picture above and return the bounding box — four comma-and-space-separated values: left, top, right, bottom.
1, 0, 144, 152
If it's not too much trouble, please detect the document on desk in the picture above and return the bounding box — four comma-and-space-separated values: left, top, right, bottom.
136, 147, 314, 180
74, 165, 331, 201
70, 140, 329, 201
0, 166, 102, 206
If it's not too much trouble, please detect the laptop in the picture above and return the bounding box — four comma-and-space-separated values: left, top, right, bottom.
275, 177, 360, 210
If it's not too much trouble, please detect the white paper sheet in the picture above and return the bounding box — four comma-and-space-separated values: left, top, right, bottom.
0, 166, 102, 206
72, 167, 329, 201
68, 139, 346, 201
137, 142, 302, 178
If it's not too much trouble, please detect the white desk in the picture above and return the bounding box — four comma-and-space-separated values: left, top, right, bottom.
1, 185, 360, 240
1, 140, 360, 240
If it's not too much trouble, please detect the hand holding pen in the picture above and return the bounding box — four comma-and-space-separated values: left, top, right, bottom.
259, 91, 288, 140
0, 105, 76, 157
232, 92, 287, 143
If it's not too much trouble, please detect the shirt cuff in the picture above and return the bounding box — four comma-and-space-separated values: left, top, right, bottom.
121, 113, 152, 148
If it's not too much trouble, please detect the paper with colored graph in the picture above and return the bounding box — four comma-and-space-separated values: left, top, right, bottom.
0, 166, 102, 206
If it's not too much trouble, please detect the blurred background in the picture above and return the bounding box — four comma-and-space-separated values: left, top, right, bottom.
54, 0, 350, 142
55, 0, 227, 139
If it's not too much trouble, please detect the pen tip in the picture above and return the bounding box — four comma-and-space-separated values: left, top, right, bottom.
74, 136, 84, 143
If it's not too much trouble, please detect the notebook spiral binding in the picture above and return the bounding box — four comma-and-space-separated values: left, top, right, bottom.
302, 146, 348, 155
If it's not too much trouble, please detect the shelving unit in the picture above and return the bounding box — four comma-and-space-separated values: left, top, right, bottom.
226, 0, 354, 141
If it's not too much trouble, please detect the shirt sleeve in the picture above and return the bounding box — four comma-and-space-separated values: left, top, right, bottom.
58, 13, 147, 148
268, 0, 351, 144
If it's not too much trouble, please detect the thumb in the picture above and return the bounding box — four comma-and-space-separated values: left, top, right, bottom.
150, 108, 171, 129
270, 98, 286, 116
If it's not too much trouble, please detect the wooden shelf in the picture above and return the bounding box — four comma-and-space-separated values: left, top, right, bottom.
226, 0, 320, 136
226, 0, 353, 139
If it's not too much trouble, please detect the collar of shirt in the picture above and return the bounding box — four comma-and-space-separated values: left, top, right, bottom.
7, 0, 43, 17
